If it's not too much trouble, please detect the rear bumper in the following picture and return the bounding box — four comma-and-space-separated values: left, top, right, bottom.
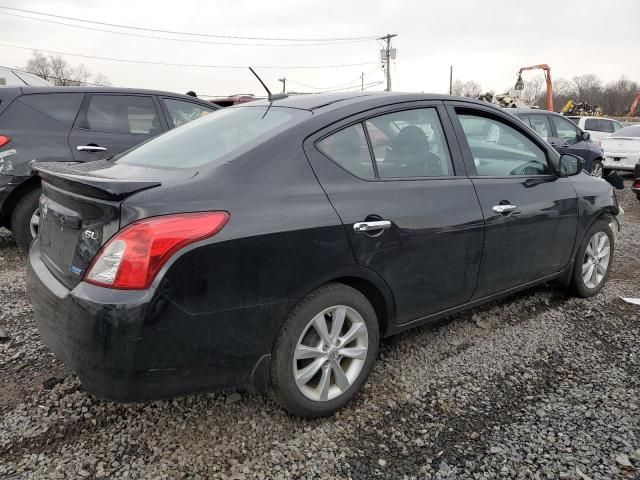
603, 154, 639, 171
27, 239, 285, 401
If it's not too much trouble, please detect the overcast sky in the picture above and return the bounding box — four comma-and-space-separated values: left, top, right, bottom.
1, 0, 639, 97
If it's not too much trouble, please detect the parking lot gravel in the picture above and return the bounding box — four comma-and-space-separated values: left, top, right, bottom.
1, 180, 639, 480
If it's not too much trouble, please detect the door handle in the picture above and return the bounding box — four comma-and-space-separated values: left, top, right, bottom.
492, 204, 517, 214
353, 220, 392, 233
77, 145, 107, 152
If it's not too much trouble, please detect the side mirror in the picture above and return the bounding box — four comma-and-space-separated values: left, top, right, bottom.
580, 131, 590, 141
559, 154, 584, 177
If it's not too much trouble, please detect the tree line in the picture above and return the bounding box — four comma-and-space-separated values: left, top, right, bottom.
452, 74, 639, 116
23, 50, 111, 87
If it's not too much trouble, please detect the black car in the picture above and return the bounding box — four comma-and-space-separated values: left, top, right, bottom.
0, 86, 219, 252
27, 93, 620, 417
507, 108, 606, 177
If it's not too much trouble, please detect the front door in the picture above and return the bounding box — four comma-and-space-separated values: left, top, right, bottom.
449, 104, 579, 298
305, 103, 484, 325
548, 114, 591, 163
69, 94, 164, 162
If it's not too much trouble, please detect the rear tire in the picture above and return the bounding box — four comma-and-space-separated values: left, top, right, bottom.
270, 283, 379, 417
569, 219, 614, 298
10, 186, 41, 254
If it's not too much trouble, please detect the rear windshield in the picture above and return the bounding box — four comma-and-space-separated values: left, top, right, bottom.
612, 125, 640, 138
117, 106, 310, 169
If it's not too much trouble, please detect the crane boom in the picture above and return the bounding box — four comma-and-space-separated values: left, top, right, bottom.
515, 64, 553, 111
627, 91, 640, 117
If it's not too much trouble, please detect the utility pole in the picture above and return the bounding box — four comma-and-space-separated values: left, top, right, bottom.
278, 77, 286, 94
378, 33, 397, 92
449, 65, 453, 95
361, 72, 364, 91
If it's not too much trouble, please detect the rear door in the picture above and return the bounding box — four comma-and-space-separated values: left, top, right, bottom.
305, 102, 484, 325
68, 94, 164, 162
448, 102, 578, 298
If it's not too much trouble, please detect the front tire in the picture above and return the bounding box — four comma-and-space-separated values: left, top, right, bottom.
270, 283, 379, 417
591, 159, 604, 178
10, 186, 41, 254
569, 219, 614, 297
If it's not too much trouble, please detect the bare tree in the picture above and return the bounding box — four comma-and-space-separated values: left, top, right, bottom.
451, 79, 482, 98
92, 73, 112, 87
23, 50, 110, 86
600, 76, 639, 116
572, 74, 602, 103
519, 75, 545, 105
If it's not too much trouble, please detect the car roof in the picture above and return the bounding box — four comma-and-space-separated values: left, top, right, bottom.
244, 92, 494, 113
7, 86, 216, 105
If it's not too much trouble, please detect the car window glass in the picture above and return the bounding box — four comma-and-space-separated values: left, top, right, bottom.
584, 118, 599, 131
19, 93, 84, 125
601, 119, 615, 133
458, 113, 549, 176
552, 115, 580, 140
612, 121, 623, 132
524, 114, 552, 138
317, 123, 374, 179
83, 95, 160, 135
163, 98, 215, 129
365, 108, 453, 178
567, 117, 580, 125
0, 68, 26, 86
118, 106, 308, 169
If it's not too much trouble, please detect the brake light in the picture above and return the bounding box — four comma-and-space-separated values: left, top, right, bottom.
84, 212, 229, 289
633, 179, 640, 190
0, 135, 10, 147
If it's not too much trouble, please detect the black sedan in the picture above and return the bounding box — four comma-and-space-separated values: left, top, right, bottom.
27, 93, 620, 417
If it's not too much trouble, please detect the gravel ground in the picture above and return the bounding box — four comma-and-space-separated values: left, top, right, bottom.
1, 181, 639, 480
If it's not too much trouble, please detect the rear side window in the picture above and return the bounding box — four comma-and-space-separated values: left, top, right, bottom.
81, 95, 160, 135
162, 98, 216, 128
522, 114, 552, 138
458, 113, 549, 176
19, 93, 84, 126
317, 124, 374, 179
118, 106, 307, 169
366, 108, 453, 178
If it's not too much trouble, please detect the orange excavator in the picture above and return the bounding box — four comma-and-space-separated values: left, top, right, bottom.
627, 91, 640, 117
514, 64, 553, 111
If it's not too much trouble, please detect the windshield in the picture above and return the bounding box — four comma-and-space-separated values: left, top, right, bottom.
117, 106, 310, 169
612, 125, 640, 138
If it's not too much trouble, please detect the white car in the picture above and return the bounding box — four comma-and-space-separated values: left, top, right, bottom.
601, 125, 640, 173
566, 116, 624, 143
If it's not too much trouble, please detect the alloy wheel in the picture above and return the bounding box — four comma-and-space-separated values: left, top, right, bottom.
29, 208, 40, 239
293, 305, 368, 402
582, 231, 610, 289
591, 162, 603, 178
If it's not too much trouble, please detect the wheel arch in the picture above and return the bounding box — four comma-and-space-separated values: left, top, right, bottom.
0, 175, 40, 229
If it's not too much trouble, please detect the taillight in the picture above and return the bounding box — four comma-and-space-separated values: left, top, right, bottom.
633, 179, 640, 190
0, 135, 10, 147
84, 212, 229, 290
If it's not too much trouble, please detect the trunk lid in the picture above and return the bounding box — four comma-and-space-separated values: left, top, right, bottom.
602, 137, 640, 155
34, 160, 192, 288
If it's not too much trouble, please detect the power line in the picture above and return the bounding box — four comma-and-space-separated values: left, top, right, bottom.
0, 5, 377, 42
0, 11, 374, 47
0, 42, 379, 69
287, 66, 381, 91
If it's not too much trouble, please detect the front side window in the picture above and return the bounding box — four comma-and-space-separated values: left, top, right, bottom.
163, 98, 216, 129
317, 124, 374, 179
118, 106, 307, 169
82, 95, 160, 135
458, 113, 549, 176
365, 108, 453, 178
552, 115, 580, 140
612, 121, 623, 132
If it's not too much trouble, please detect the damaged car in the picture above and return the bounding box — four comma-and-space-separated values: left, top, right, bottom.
27, 93, 620, 417
0, 86, 218, 252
